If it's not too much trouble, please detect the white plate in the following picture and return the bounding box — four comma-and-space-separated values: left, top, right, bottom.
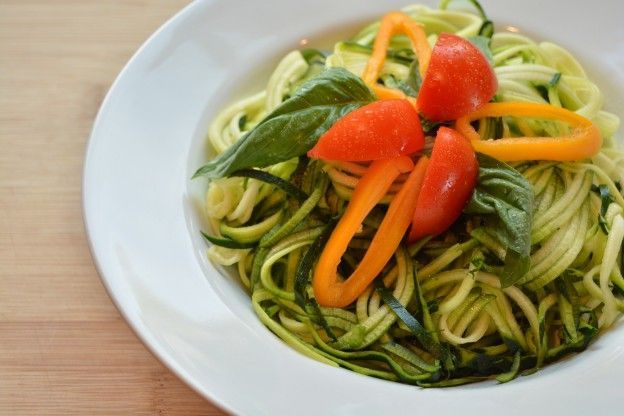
84, 0, 624, 414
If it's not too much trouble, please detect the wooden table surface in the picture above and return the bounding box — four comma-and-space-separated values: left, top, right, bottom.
0, 1, 227, 414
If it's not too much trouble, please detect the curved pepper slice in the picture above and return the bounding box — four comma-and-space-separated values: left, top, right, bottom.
313, 156, 429, 308
455, 102, 602, 161
361, 12, 432, 101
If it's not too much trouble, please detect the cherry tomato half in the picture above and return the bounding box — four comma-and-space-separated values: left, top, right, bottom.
417, 33, 497, 121
408, 127, 478, 242
307, 99, 424, 161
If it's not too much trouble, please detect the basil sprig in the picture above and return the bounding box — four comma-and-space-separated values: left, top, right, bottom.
464, 154, 534, 287
193, 68, 375, 179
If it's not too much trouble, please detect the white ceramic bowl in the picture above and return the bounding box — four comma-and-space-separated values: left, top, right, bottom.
84, 0, 624, 414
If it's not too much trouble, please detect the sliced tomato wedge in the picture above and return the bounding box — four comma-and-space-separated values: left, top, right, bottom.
307, 99, 424, 161
417, 33, 497, 121
408, 127, 478, 242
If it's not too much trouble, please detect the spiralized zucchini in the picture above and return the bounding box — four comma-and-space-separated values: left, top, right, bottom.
201, 3, 624, 385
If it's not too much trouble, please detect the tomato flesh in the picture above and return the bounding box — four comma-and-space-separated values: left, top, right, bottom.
307, 99, 425, 161
417, 33, 497, 121
408, 127, 478, 242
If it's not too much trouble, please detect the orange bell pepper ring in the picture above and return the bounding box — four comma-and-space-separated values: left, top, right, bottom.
455, 102, 602, 161
362, 12, 431, 102
313, 156, 429, 308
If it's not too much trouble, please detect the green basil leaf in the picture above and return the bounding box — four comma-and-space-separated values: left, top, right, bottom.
464, 154, 534, 287
193, 68, 375, 179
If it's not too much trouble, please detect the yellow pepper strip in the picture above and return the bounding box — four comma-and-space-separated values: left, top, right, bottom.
455, 102, 602, 161
362, 12, 431, 102
313, 156, 429, 308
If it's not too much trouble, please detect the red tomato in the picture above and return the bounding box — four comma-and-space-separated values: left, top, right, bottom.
417, 33, 497, 121
307, 99, 424, 161
408, 127, 478, 242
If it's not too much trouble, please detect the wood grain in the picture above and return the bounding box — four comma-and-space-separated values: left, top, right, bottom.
0, 1, 227, 414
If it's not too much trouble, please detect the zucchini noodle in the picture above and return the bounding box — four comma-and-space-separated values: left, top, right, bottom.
200, 3, 624, 386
